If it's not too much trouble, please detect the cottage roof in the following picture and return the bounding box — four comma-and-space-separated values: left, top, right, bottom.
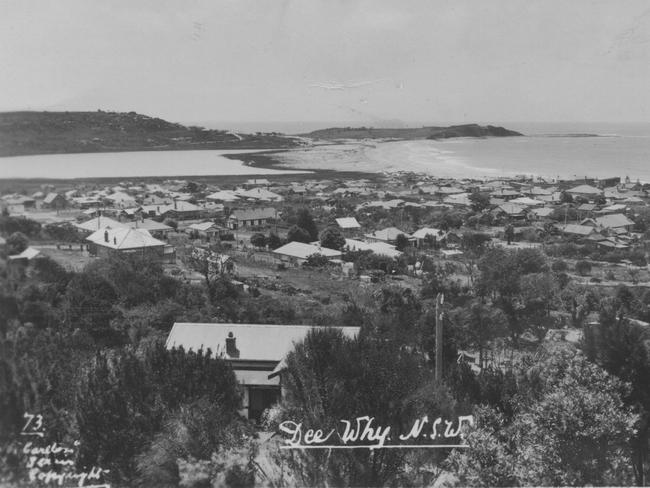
336, 217, 361, 229
594, 213, 635, 229
74, 216, 126, 232
561, 224, 596, 236
344, 239, 402, 258
8, 247, 40, 260
86, 227, 165, 250
43, 192, 61, 204
229, 207, 276, 221
273, 241, 341, 259
166, 323, 360, 362
412, 227, 445, 239
365, 227, 411, 241
567, 184, 602, 195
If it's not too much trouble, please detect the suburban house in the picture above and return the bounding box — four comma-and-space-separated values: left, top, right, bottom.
74, 216, 125, 234
365, 227, 413, 245
165, 323, 360, 421
227, 208, 277, 230
335, 217, 361, 236
206, 190, 240, 203
566, 184, 603, 201
85, 227, 175, 262
42, 192, 67, 210
187, 221, 226, 239
412, 227, 446, 247
559, 224, 599, 239
343, 238, 402, 258
593, 213, 635, 233
272, 241, 341, 266
160, 201, 202, 220
234, 188, 283, 202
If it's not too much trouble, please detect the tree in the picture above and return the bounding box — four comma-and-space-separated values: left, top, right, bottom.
296, 208, 318, 241
76, 342, 241, 485
273, 328, 458, 487
448, 350, 638, 486
163, 218, 178, 231
469, 192, 491, 212
287, 225, 311, 244
395, 233, 410, 251
267, 232, 283, 250
250, 232, 267, 249
6, 231, 28, 255
319, 226, 345, 250
560, 191, 574, 204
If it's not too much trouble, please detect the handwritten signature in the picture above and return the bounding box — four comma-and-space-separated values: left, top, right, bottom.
279, 414, 474, 450
20, 412, 110, 488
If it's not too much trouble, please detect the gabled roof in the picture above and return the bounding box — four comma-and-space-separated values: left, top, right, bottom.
8, 247, 40, 260
86, 227, 165, 249
160, 201, 201, 213
498, 203, 526, 215
43, 192, 62, 204
273, 241, 341, 259
594, 213, 635, 229
578, 203, 597, 211
530, 207, 554, 217
129, 219, 173, 232
336, 217, 361, 229
229, 207, 276, 221
235, 188, 283, 201
165, 323, 360, 362
509, 197, 545, 206
189, 221, 219, 232
206, 190, 240, 202
561, 224, 596, 236
365, 227, 411, 241
74, 216, 126, 232
412, 227, 445, 239
567, 184, 602, 195
344, 238, 402, 258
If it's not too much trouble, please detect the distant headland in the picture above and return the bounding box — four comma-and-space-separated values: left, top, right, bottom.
301, 124, 523, 141
0, 111, 523, 158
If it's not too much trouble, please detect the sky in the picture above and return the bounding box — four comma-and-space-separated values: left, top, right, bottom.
1, 0, 650, 128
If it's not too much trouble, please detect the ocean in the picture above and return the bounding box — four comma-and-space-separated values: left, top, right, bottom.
269, 122, 650, 182
0, 123, 648, 181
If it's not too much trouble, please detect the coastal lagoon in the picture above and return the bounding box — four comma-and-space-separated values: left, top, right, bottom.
0, 149, 306, 179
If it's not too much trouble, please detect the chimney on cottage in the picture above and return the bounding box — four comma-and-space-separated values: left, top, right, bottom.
225, 331, 240, 358
174, 198, 177, 210
113, 237, 117, 245
104, 230, 109, 242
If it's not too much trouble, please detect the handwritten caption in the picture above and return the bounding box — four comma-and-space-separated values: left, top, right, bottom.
20, 412, 110, 488
279, 414, 474, 450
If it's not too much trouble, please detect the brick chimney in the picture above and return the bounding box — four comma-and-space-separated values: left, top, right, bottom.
225, 331, 239, 358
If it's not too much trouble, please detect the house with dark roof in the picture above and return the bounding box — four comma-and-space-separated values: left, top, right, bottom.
166, 323, 360, 421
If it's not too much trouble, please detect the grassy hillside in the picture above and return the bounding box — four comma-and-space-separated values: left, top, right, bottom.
0, 111, 298, 157
302, 123, 523, 140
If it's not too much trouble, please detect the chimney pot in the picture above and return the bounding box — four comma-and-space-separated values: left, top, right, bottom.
225, 332, 239, 358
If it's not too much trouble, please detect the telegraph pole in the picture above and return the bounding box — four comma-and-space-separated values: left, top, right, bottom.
435, 292, 444, 382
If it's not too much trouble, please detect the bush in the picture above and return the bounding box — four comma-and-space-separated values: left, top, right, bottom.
575, 260, 592, 276
551, 260, 568, 272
